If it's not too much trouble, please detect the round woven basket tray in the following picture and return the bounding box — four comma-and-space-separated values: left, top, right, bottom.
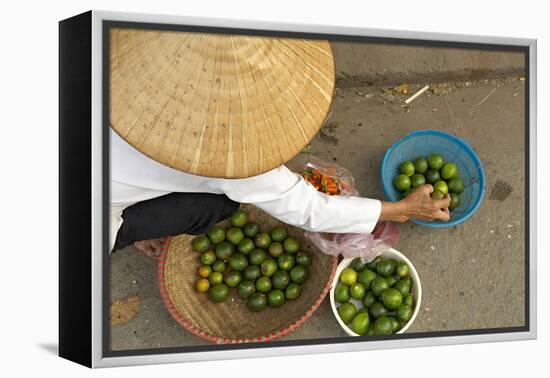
158, 204, 338, 344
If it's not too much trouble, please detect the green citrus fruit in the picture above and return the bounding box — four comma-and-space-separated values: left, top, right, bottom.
369, 302, 388, 318
261, 258, 278, 277
366, 256, 381, 271
254, 232, 271, 249
268, 241, 284, 258
358, 269, 377, 289
394, 174, 411, 191
340, 267, 358, 286
277, 253, 296, 271
223, 270, 242, 288
237, 238, 255, 255
386, 276, 397, 287
393, 279, 411, 297
351, 312, 370, 335
290, 265, 309, 284
374, 316, 394, 335
337, 302, 358, 324
427, 154, 444, 170
226, 227, 244, 245
351, 257, 366, 272
334, 283, 351, 303
350, 282, 367, 300
376, 259, 395, 278
362, 291, 376, 308
270, 226, 288, 242
208, 271, 223, 285
208, 283, 230, 303
229, 209, 248, 227
425, 169, 441, 184
395, 261, 410, 278
200, 250, 217, 265
431, 190, 445, 200
212, 260, 226, 273
396, 304, 414, 322
243, 222, 260, 238
255, 276, 272, 293
196, 278, 210, 293
371, 276, 389, 296
247, 292, 267, 312
243, 265, 261, 281
228, 253, 248, 272
238, 280, 256, 299
285, 283, 302, 300
207, 226, 225, 244
249, 248, 267, 265
411, 173, 426, 188
192, 235, 210, 253
414, 157, 428, 174
381, 288, 403, 310
441, 162, 458, 180
404, 295, 415, 307
283, 237, 300, 253
272, 270, 290, 290
399, 161, 415, 177
450, 192, 460, 209
433, 180, 449, 195
366, 325, 376, 336
448, 177, 465, 194
389, 316, 401, 333
267, 289, 286, 308
215, 241, 235, 260
295, 251, 311, 266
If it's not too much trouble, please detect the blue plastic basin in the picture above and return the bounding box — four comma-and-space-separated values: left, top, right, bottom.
380, 130, 485, 228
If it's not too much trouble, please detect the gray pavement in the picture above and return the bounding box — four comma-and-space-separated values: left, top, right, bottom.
110, 47, 526, 351
332, 42, 525, 87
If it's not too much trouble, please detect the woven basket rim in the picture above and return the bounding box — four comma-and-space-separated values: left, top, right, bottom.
157, 236, 338, 344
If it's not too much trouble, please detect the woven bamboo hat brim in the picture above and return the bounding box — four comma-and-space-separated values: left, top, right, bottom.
110, 28, 335, 178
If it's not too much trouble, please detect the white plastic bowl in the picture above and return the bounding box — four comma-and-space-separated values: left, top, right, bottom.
329, 248, 422, 336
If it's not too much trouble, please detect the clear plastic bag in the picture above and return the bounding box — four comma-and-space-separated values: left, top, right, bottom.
287, 153, 399, 263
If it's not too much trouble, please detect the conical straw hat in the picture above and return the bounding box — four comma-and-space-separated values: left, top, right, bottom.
109, 28, 335, 178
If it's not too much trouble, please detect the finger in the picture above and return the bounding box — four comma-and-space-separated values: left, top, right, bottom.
434, 194, 452, 209
151, 246, 162, 257
151, 239, 163, 250
420, 184, 434, 195
435, 209, 451, 221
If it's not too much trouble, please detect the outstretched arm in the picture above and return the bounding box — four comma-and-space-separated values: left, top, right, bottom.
222, 166, 450, 234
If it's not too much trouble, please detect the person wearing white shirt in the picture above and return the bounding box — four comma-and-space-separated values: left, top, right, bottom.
108, 30, 450, 258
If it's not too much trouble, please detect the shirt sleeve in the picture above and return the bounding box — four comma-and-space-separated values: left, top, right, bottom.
221, 166, 382, 234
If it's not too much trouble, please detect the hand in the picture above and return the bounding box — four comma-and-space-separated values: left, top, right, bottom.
133, 238, 163, 260
380, 184, 451, 223
403, 184, 451, 221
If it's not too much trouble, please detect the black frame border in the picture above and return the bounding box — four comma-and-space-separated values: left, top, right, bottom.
101, 19, 531, 359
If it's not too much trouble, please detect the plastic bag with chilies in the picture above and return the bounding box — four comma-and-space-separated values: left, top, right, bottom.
286, 153, 399, 263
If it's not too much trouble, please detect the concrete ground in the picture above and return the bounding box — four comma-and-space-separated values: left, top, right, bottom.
110, 46, 526, 351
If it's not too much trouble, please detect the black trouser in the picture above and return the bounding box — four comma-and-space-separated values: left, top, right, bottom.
113, 192, 239, 252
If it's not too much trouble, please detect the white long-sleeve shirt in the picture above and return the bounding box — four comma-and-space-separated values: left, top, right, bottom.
110, 130, 382, 251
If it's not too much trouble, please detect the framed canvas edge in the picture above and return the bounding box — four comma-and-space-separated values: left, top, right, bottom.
89, 9, 537, 368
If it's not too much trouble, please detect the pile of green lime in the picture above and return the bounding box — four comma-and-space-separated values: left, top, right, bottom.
334, 256, 415, 336
393, 154, 465, 210
192, 208, 311, 312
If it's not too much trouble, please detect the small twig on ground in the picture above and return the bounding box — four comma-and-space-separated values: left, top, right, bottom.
405, 85, 430, 104
469, 87, 497, 115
